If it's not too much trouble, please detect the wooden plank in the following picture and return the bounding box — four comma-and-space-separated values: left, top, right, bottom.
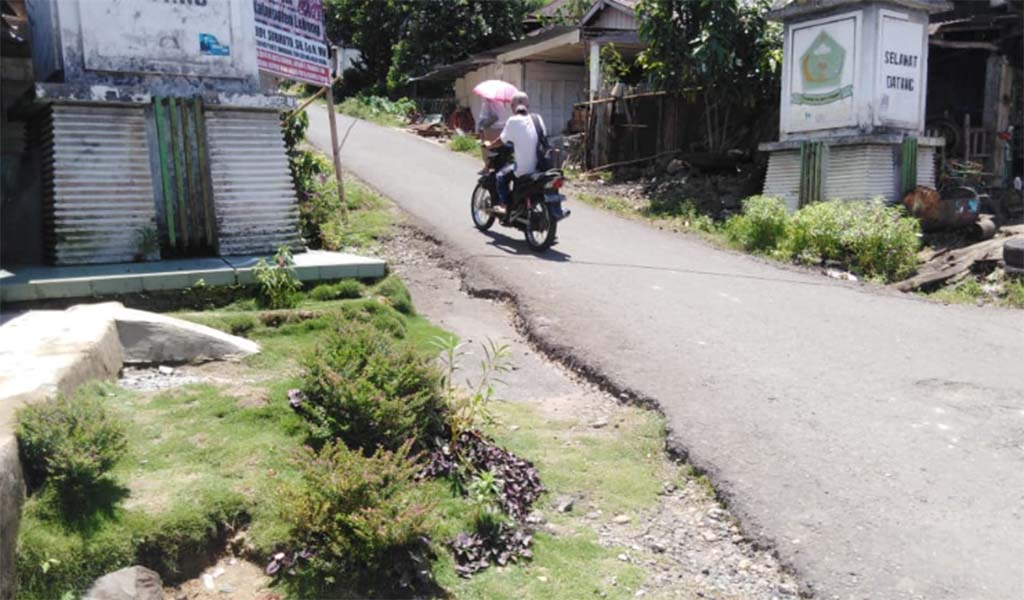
180, 97, 199, 249
168, 97, 189, 249
894, 232, 1022, 291
153, 97, 176, 247
193, 97, 216, 251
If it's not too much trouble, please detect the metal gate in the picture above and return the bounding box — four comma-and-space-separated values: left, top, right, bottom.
151, 96, 217, 256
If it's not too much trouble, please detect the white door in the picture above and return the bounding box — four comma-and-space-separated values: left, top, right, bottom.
523, 62, 587, 140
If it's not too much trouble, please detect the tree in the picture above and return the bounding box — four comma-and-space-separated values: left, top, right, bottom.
636, 0, 782, 151
324, 0, 532, 96
323, 0, 407, 96
387, 0, 530, 92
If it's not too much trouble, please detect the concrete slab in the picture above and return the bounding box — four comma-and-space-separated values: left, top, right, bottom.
0, 252, 386, 304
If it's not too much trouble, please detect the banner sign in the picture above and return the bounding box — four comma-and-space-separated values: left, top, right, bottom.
254, 0, 330, 86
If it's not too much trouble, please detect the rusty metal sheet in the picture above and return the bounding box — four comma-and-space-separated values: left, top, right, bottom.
205, 109, 302, 256
41, 104, 158, 265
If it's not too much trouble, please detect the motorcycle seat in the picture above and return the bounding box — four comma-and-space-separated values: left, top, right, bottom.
517, 169, 562, 184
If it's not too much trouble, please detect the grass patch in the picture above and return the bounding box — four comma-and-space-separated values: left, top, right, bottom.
449, 133, 480, 154
18, 276, 695, 598
929, 277, 985, 305
318, 177, 395, 251
1006, 277, 1024, 308
575, 192, 637, 216
16, 382, 303, 599
336, 95, 416, 127
430, 400, 665, 598
926, 271, 1024, 309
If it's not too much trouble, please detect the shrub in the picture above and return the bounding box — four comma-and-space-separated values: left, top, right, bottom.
449, 133, 479, 154
220, 314, 258, 336
293, 154, 338, 249
281, 110, 309, 155
375, 275, 415, 315
337, 301, 408, 339
294, 322, 446, 453
254, 246, 301, 309
785, 200, 920, 282
783, 200, 847, 264
269, 440, 434, 592
309, 279, 363, 302
16, 395, 127, 492
337, 95, 417, 127
724, 195, 789, 252
839, 201, 920, 282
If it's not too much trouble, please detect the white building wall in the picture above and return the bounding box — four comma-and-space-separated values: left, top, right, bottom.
455, 61, 585, 138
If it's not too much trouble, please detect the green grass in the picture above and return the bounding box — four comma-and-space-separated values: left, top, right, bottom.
16, 381, 305, 599
449, 133, 481, 154
17, 295, 445, 599
929, 277, 985, 305
18, 278, 692, 598
575, 192, 637, 216
318, 176, 396, 252
927, 273, 1024, 309
1006, 277, 1024, 308
336, 95, 416, 128
427, 400, 670, 599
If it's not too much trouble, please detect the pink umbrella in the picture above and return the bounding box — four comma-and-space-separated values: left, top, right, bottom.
472, 79, 519, 102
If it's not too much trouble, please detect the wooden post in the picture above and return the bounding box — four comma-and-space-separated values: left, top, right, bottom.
323, 65, 347, 217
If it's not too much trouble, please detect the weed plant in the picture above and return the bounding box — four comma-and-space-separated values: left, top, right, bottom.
253, 246, 301, 309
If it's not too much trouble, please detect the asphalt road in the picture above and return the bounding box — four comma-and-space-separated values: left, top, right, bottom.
306, 105, 1024, 600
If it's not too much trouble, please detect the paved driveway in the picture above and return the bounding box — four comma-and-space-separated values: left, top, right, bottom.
307, 105, 1024, 600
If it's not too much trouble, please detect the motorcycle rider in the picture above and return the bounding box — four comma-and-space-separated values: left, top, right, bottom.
484, 91, 546, 217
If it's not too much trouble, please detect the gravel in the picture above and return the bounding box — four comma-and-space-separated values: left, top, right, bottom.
120, 366, 203, 391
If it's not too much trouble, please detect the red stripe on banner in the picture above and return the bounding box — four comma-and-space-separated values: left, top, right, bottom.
258, 49, 329, 85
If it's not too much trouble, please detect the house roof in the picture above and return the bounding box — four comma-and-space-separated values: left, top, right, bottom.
412, 0, 640, 82
411, 26, 582, 81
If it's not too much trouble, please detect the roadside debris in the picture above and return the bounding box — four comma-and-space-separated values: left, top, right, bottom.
895, 224, 1024, 291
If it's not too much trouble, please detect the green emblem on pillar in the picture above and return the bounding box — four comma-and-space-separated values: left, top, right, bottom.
792, 30, 853, 105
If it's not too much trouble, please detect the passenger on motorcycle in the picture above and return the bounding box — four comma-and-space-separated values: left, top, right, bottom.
484, 92, 546, 217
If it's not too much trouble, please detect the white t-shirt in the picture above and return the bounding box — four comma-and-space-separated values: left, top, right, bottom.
500, 112, 546, 177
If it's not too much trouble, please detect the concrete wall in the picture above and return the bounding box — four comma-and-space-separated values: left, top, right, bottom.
27, 0, 262, 94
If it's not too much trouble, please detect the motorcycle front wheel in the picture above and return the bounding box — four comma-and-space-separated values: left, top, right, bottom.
471, 183, 496, 231
524, 200, 557, 251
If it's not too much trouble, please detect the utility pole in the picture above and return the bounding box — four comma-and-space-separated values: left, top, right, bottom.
325, 45, 346, 214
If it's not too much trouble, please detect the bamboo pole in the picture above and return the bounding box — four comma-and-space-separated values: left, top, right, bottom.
323, 76, 347, 216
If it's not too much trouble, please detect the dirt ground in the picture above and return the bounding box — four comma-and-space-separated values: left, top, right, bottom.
165, 556, 276, 600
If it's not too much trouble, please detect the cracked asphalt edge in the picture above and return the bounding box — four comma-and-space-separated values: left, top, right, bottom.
372, 208, 815, 598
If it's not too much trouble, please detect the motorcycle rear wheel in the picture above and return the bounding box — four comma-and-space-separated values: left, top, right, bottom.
471, 183, 496, 231
524, 201, 557, 251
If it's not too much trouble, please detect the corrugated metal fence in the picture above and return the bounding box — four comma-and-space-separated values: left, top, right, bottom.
38, 101, 301, 265
40, 104, 158, 265
205, 109, 302, 256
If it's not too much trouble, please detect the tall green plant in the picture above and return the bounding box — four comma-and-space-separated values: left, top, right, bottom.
254, 246, 301, 309
637, 0, 781, 151
433, 336, 511, 444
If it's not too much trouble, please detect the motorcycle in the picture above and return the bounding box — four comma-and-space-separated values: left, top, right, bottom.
471, 145, 570, 251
